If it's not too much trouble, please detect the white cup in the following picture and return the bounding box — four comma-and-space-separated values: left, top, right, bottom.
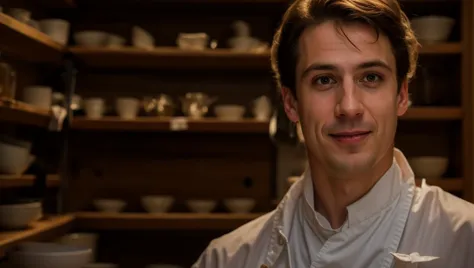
8, 8, 31, 23
23, 86, 52, 109
116, 98, 139, 119
39, 19, 70, 45
84, 98, 105, 119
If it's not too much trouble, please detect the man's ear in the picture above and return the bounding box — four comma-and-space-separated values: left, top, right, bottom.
397, 80, 409, 117
281, 87, 299, 122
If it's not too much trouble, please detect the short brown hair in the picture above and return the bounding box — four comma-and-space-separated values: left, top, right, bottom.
271, 0, 419, 96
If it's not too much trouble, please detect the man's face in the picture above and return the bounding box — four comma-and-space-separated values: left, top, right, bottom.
282, 20, 409, 176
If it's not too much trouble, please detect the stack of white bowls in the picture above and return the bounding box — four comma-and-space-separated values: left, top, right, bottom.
8, 242, 92, 268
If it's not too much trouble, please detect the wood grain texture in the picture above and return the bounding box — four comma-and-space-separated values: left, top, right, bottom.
0, 13, 63, 63
0, 215, 74, 257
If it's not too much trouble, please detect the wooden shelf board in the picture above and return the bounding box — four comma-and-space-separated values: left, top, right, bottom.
419, 43, 462, 54
416, 178, 464, 192
74, 212, 263, 230
401, 107, 462, 120
71, 116, 269, 133
0, 13, 63, 63
69, 47, 270, 70
0, 174, 60, 188
0, 99, 51, 128
0, 215, 74, 257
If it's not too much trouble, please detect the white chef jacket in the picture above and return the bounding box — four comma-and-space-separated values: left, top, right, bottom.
192, 149, 474, 268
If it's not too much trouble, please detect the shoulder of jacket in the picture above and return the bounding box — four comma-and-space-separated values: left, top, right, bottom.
207, 210, 276, 254
413, 184, 474, 230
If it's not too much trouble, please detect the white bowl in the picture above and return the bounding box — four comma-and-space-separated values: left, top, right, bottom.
10, 242, 92, 268
0, 202, 42, 229
411, 16, 455, 44
223, 198, 256, 213
408, 156, 449, 178
177, 33, 208, 50
93, 199, 126, 213
39, 19, 70, 45
23, 85, 53, 109
74, 31, 108, 47
186, 200, 217, 213
107, 34, 126, 48
141, 195, 175, 213
8, 8, 31, 23
214, 105, 245, 121
0, 138, 34, 175
56, 233, 98, 262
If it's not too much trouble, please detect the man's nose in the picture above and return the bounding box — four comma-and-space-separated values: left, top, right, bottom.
334, 81, 364, 119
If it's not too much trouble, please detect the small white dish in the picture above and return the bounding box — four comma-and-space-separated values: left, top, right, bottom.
214, 105, 245, 121
186, 200, 217, 213
408, 157, 449, 178
141, 195, 174, 213
74, 31, 108, 47
223, 198, 256, 213
93, 199, 126, 213
177, 33, 208, 51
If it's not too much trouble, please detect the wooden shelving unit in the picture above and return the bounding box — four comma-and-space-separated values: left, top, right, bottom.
74, 212, 262, 230
69, 43, 459, 70
401, 107, 462, 120
419, 42, 462, 54
0, 215, 74, 257
0, 99, 51, 128
71, 117, 269, 133
0, 13, 64, 63
0, 174, 60, 188
69, 47, 271, 70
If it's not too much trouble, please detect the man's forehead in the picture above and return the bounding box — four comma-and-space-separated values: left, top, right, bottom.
297, 21, 395, 69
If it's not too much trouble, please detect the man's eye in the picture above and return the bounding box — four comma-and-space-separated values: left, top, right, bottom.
314, 76, 336, 85
362, 73, 381, 83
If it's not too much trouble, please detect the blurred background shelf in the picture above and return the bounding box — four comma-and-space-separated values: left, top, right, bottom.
401, 107, 462, 120
0, 13, 63, 63
419, 42, 462, 54
0, 215, 74, 257
0, 174, 60, 189
68, 43, 459, 70
69, 47, 271, 70
0, 99, 51, 128
70, 117, 269, 133
74, 212, 263, 230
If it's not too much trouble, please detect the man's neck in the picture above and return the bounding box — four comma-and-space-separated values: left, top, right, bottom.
308, 150, 394, 229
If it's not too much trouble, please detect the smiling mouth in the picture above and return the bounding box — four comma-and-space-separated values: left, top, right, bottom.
329, 131, 372, 144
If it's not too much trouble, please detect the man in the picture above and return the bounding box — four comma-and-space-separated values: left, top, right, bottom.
193, 0, 474, 267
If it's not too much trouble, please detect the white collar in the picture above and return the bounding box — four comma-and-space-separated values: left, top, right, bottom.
266, 148, 416, 265
302, 156, 402, 234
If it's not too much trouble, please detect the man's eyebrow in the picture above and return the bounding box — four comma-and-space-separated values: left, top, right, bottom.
300, 60, 392, 80
357, 60, 392, 72
301, 63, 338, 80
